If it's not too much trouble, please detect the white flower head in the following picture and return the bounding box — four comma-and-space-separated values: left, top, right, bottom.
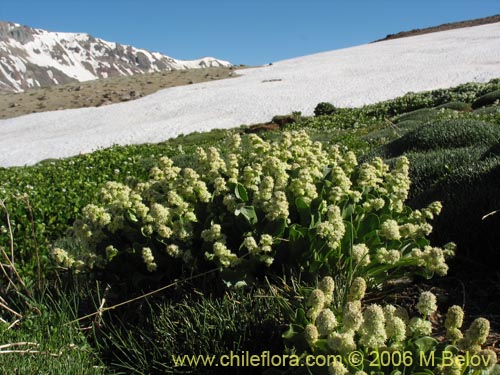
348, 277, 367, 302
328, 330, 356, 354
445, 305, 464, 330
307, 289, 326, 310
380, 219, 401, 240
352, 243, 370, 267
316, 308, 338, 336
343, 301, 363, 332
408, 317, 432, 337
460, 318, 490, 350
304, 324, 319, 346
416, 291, 438, 317
359, 304, 387, 349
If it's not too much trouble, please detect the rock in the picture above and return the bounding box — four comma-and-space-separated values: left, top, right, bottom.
245, 123, 280, 133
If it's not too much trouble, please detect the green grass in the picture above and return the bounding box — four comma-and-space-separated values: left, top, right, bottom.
94, 288, 287, 374
0, 286, 105, 374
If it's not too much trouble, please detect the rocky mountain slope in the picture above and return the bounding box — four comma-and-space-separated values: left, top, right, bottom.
0, 21, 231, 92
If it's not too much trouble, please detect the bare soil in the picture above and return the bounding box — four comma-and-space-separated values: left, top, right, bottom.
0, 66, 242, 120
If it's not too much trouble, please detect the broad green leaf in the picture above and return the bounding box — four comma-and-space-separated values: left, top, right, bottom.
235, 183, 249, 202
238, 206, 258, 225
413, 337, 438, 353
295, 197, 309, 211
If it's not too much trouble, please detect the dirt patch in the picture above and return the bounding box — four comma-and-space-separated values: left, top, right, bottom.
374, 14, 500, 42
0, 66, 245, 120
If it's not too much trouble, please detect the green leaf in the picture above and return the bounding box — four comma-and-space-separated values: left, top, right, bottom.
314, 339, 330, 353
322, 167, 332, 179
413, 337, 438, 353
282, 325, 297, 340
126, 210, 138, 223
235, 183, 249, 202
359, 213, 380, 234
238, 206, 258, 225
295, 197, 309, 211
289, 225, 306, 241
342, 204, 355, 219
265, 218, 287, 238
294, 308, 308, 326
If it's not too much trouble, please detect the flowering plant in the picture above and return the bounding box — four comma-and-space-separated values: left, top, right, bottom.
284, 276, 498, 375
58, 131, 453, 286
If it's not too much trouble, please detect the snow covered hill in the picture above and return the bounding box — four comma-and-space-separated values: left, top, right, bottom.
1, 22, 500, 167
0, 21, 231, 92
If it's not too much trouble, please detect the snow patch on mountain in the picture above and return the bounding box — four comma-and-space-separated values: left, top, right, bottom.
0, 21, 232, 92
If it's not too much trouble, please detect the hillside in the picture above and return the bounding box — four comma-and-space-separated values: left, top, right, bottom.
374, 14, 500, 42
0, 66, 238, 119
0, 21, 231, 92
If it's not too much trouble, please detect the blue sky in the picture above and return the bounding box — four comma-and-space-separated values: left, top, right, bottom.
1, 0, 498, 66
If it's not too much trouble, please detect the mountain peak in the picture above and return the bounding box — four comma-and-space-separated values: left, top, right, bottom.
0, 21, 231, 92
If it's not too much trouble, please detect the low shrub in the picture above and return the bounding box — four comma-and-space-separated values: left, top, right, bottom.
409, 158, 500, 265
362, 127, 401, 145
393, 108, 441, 124
314, 102, 337, 117
473, 105, 500, 115
61, 131, 453, 290
396, 120, 424, 130
289, 109, 383, 131
385, 119, 500, 156
435, 101, 472, 111
483, 141, 500, 158
0, 129, 231, 282
402, 146, 488, 197
472, 89, 500, 109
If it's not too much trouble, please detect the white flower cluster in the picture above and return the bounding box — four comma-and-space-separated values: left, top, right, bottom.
141, 247, 157, 272
73, 130, 452, 280
202, 223, 238, 268
317, 205, 345, 250
52, 247, 75, 268
445, 305, 464, 342
300, 284, 495, 373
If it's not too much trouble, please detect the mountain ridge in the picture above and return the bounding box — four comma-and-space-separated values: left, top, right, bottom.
0, 21, 231, 92
374, 14, 500, 42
